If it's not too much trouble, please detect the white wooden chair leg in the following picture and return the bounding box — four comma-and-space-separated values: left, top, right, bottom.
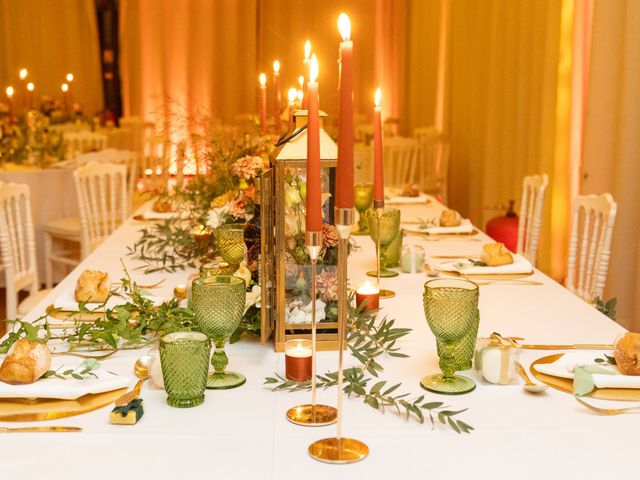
44, 231, 54, 289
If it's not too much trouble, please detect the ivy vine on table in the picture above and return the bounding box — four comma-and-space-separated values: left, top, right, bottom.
265, 294, 474, 434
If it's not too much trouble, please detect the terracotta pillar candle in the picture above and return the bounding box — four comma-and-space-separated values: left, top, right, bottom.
305, 54, 322, 232
285, 339, 312, 381
302, 40, 311, 110
259, 73, 267, 134
356, 281, 380, 312
336, 13, 354, 209
272, 60, 281, 132
373, 88, 384, 205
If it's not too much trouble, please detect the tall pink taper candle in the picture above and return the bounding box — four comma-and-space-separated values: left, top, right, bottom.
305, 55, 322, 232
336, 13, 354, 209
373, 88, 384, 204
273, 60, 281, 132
259, 73, 267, 134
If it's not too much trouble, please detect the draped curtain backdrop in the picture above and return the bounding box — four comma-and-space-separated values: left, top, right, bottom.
582, 0, 640, 330
0, 0, 103, 117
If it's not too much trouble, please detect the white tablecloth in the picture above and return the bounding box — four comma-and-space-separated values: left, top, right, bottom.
0, 167, 78, 285
1, 199, 633, 480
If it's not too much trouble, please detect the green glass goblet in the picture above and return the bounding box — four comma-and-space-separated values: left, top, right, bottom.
192, 275, 247, 389
436, 320, 480, 371
159, 331, 211, 408
353, 183, 374, 235
366, 207, 401, 278
216, 223, 246, 271
384, 229, 403, 268
421, 278, 479, 394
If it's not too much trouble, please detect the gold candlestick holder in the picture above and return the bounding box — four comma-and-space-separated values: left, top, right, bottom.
309, 207, 369, 464
286, 230, 338, 427
372, 202, 395, 298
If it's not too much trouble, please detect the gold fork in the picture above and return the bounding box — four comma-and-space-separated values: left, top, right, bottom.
575, 395, 640, 415
0, 426, 82, 433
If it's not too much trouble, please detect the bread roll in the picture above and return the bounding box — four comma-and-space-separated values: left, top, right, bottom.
0, 339, 52, 385
439, 209, 462, 227
480, 242, 514, 267
614, 332, 640, 375
401, 183, 420, 198
75, 270, 111, 303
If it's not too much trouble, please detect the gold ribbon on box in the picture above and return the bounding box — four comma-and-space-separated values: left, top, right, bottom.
487, 333, 522, 384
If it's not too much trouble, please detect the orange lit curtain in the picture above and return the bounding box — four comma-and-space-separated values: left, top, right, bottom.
0, 0, 103, 116
582, 0, 640, 330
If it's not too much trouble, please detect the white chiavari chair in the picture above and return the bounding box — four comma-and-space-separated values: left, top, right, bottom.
0, 182, 52, 319
43, 162, 128, 288
63, 131, 108, 159
382, 136, 420, 190
565, 193, 617, 302
412, 127, 451, 203
516, 174, 549, 266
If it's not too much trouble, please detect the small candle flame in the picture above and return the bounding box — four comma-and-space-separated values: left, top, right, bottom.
66, 73, 74, 82
6, 86, 14, 97
259, 73, 267, 87
19, 69, 27, 80
61, 83, 69, 93
309, 54, 319, 83
288, 87, 297, 103
304, 40, 311, 60
374, 87, 382, 108
357, 280, 380, 295
273, 60, 280, 74
27, 82, 34, 92
296, 342, 303, 353
338, 13, 351, 41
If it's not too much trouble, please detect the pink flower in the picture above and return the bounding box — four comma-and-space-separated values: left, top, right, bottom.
316, 269, 338, 302
228, 196, 248, 218
232, 155, 264, 180
322, 224, 339, 249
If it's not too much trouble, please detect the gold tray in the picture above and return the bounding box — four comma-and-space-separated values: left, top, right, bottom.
530, 354, 640, 401
0, 387, 128, 422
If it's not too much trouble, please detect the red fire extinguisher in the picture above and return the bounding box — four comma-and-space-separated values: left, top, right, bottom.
485, 200, 519, 253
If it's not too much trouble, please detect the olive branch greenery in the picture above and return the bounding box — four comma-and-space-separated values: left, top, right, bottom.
265, 294, 474, 434
42, 359, 100, 380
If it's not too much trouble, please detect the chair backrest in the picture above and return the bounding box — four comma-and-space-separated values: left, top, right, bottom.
382, 136, 420, 190
412, 127, 451, 201
0, 182, 38, 319
63, 131, 108, 159
517, 174, 549, 266
73, 162, 128, 255
75, 149, 138, 213
104, 127, 133, 151
565, 193, 617, 302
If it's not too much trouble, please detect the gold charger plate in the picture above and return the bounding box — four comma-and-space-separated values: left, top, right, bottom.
0, 387, 128, 422
530, 354, 640, 401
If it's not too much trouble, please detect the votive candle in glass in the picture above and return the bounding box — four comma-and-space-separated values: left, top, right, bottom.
285, 339, 312, 381
356, 281, 380, 312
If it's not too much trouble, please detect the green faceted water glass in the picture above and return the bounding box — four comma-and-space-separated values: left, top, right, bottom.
354, 183, 374, 235
422, 278, 479, 394
192, 275, 247, 389
216, 223, 246, 270
436, 321, 480, 371
384, 230, 403, 268
159, 331, 211, 408
367, 207, 401, 278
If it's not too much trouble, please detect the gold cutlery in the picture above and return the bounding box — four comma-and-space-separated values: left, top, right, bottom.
575, 396, 640, 415
0, 426, 82, 433
114, 356, 152, 406
515, 362, 548, 394
519, 343, 613, 350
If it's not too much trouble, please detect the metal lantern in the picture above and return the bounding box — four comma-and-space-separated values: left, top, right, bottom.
260, 110, 341, 352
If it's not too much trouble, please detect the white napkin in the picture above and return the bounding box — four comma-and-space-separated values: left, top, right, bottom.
0, 361, 130, 400
533, 351, 640, 390
386, 193, 430, 205
434, 253, 533, 274
403, 218, 474, 235
53, 287, 164, 312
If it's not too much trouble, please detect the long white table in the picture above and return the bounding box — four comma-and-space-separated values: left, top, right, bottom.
1, 199, 634, 480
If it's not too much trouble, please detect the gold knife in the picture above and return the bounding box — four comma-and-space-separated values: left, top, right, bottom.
519, 344, 613, 350
0, 426, 82, 433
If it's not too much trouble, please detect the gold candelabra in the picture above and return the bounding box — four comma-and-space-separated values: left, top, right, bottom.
308, 207, 369, 464
285, 230, 337, 426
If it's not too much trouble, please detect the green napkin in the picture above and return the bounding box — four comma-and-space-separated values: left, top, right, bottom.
573, 365, 616, 396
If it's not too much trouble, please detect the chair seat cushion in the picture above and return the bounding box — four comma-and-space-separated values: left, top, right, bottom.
18, 289, 54, 316
44, 216, 82, 238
